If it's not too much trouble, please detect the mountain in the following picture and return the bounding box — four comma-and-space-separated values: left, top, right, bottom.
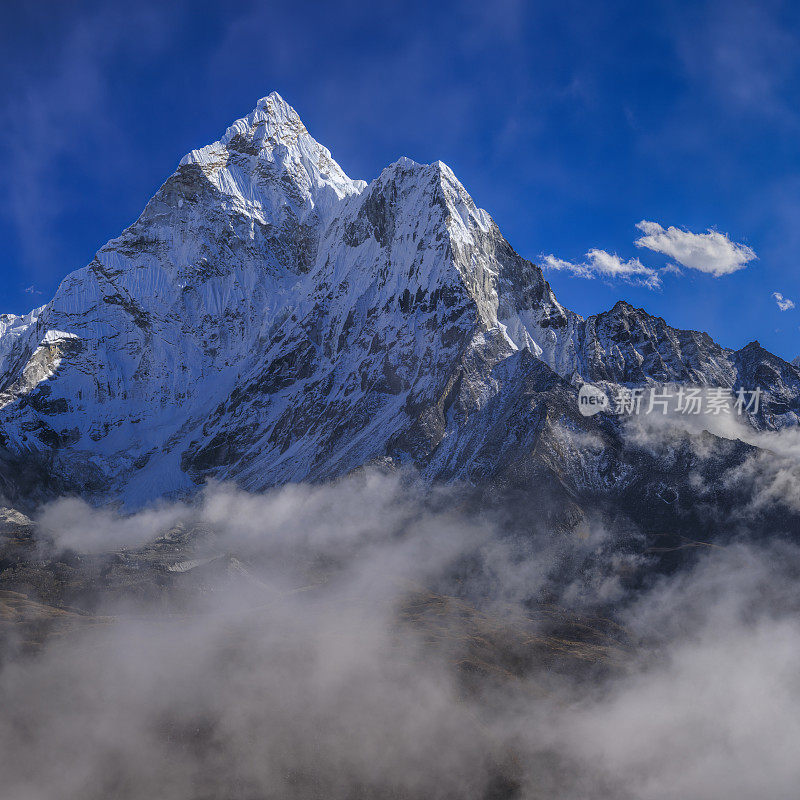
1, 92, 799, 515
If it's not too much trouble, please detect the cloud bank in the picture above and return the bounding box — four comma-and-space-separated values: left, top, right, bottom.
2, 455, 800, 798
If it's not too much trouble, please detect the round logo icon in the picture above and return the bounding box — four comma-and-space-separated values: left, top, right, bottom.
577, 383, 610, 417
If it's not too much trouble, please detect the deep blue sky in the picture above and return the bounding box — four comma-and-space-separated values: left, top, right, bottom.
2, 0, 800, 358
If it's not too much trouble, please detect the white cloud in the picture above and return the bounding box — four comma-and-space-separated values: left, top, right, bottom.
773, 292, 795, 311
541, 254, 593, 280
9, 469, 800, 798
635, 220, 756, 276
542, 249, 661, 289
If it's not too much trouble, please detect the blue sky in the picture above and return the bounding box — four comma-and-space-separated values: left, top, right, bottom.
2, 0, 800, 358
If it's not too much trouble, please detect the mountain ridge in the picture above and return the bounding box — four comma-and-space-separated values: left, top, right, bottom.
0, 92, 798, 511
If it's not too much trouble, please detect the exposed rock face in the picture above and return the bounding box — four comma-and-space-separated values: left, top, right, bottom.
0, 92, 798, 508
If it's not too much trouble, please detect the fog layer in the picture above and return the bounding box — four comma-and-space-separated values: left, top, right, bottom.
1, 469, 799, 799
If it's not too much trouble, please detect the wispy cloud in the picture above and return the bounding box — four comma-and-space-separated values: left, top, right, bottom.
542, 249, 661, 289
670, 0, 800, 125
773, 292, 795, 311
0, 4, 172, 282
635, 220, 756, 276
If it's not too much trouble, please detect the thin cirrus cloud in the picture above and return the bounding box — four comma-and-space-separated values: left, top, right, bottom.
541, 249, 661, 289
634, 221, 757, 276
773, 292, 795, 311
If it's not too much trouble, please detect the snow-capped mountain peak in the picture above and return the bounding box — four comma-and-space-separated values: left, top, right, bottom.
179, 91, 365, 225
0, 93, 798, 508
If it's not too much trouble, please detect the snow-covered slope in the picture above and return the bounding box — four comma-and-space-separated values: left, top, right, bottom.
0, 92, 798, 507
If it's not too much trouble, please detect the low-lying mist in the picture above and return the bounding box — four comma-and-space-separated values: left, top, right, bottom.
1, 464, 800, 799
